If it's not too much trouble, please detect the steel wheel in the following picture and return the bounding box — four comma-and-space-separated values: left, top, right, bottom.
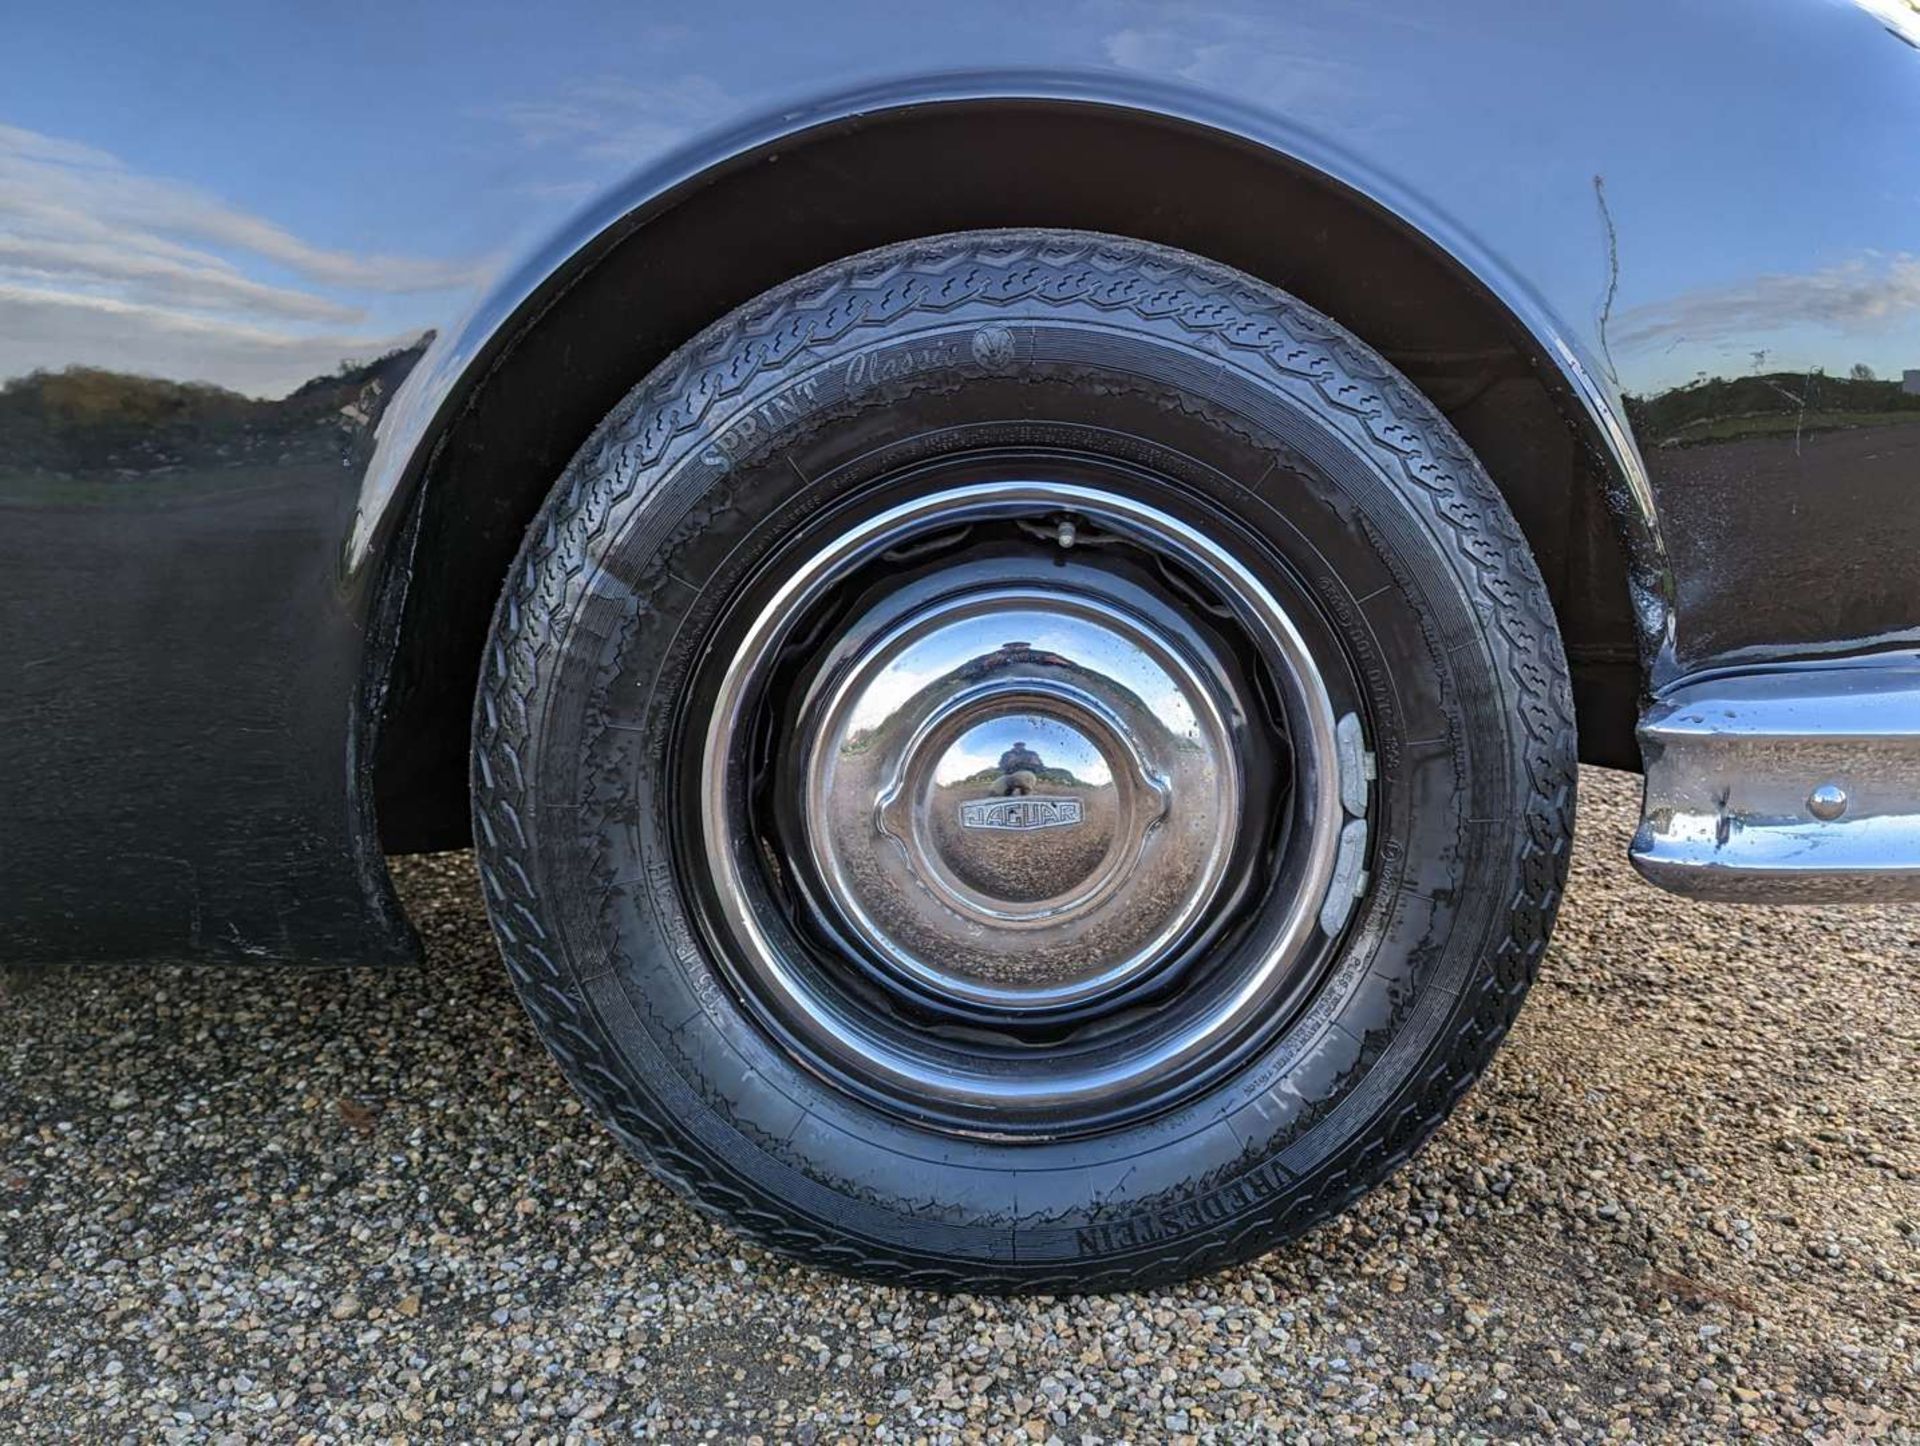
693, 474, 1365, 1135
474, 230, 1574, 1291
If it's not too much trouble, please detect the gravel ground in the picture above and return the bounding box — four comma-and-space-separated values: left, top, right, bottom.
3, 767, 1916, 1443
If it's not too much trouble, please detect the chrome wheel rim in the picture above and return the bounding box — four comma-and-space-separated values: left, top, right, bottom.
695, 476, 1358, 1134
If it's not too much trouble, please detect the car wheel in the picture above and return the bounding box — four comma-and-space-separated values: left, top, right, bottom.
471, 229, 1575, 1290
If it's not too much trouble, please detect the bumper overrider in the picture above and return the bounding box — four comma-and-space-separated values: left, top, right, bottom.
1632, 655, 1920, 902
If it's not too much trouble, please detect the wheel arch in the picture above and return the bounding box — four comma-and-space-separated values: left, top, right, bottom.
357, 79, 1663, 854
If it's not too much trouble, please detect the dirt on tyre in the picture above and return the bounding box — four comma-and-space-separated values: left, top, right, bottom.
471, 229, 1575, 1291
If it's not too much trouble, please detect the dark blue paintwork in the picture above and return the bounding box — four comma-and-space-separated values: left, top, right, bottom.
2, 0, 1916, 963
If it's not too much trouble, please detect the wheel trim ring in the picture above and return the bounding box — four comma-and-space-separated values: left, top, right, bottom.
697, 479, 1346, 1119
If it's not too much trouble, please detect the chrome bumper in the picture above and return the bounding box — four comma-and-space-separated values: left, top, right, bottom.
1631, 656, 1920, 903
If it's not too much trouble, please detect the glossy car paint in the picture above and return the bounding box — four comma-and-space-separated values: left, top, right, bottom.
2, 0, 1915, 963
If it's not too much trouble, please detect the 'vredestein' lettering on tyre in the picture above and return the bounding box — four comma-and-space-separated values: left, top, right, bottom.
1073, 1157, 1294, 1256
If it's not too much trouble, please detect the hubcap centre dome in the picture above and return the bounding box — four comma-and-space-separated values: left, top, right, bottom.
918, 707, 1129, 911
802, 589, 1240, 1009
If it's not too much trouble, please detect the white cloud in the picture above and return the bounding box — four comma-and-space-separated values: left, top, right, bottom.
0, 286, 417, 399
0, 235, 360, 322
497, 74, 730, 164
0, 123, 487, 395
0, 124, 121, 170
1617, 253, 1920, 349
1095, 1, 1391, 118
0, 123, 486, 294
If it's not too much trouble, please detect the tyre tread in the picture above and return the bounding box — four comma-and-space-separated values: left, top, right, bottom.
471, 230, 1576, 1291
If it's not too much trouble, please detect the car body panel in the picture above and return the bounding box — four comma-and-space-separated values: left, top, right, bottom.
2, 0, 1916, 962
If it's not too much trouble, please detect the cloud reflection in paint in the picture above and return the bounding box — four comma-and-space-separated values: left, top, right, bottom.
1620, 251, 1920, 384
1617, 253, 1920, 354
0, 123, 488, 396
498, 74, 731, 164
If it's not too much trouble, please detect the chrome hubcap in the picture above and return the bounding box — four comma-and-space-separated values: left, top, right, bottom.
695, 476, 1358, 1133
805, 591, 1239, 1008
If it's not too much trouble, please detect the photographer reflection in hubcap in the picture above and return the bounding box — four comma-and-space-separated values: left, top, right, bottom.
991, 738, 1042, 797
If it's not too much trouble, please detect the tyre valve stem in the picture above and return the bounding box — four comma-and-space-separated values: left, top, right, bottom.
1056, 519, 1077, 550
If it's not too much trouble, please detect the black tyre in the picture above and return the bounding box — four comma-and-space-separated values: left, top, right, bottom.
472, 229, 1574, 1291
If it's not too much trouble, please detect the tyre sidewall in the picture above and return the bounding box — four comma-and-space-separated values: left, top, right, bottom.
476, 234, 1568, 1286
